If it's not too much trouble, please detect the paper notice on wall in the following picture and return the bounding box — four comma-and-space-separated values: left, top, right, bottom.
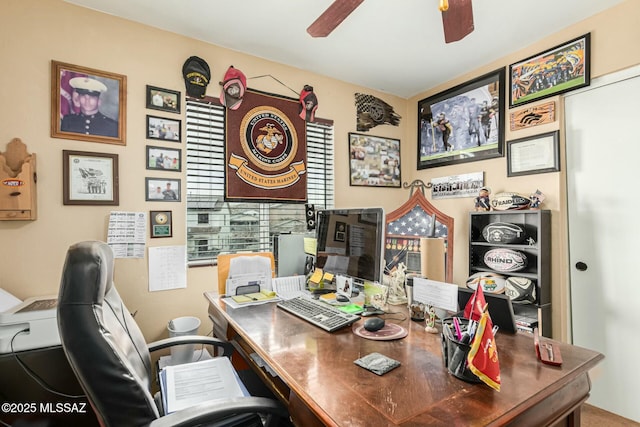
148, 245, 187, 292
107, 211, 146, 258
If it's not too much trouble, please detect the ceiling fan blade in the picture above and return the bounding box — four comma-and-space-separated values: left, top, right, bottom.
442, 0, 474, 43
307, 0, 365, 38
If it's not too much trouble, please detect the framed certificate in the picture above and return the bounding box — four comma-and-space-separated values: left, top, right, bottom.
150, 210, 172, 238
507, 131, 560, 177
63, 150, 119, 205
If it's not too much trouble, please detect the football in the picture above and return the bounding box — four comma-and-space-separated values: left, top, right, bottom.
482, 222, 526, 244
483, 248, 528, 272
505, 277, 536, 304
491, 192, 531, 210
466, 272, 506, 294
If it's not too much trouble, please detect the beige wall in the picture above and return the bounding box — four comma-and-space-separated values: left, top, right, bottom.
0, 0, 406, 341
1, 0, 639, 342
405, 0, 640, 339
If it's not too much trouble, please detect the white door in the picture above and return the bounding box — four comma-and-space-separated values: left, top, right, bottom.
564, 66, 640, 422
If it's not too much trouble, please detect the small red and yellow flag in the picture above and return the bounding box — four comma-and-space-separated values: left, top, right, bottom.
467, 309, 501, 391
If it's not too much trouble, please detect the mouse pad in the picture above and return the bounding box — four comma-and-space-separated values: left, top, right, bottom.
352, 322, 408, 340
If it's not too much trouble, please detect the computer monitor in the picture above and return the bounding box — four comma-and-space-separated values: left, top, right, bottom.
457, 287, 518, 334
314, 208, 385, 286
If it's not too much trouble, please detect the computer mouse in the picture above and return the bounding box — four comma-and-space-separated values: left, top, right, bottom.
336, 294, 350, 303
363, 317, 385, 332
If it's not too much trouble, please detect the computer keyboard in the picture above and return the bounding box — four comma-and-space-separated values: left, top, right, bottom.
277, 296, 360, 332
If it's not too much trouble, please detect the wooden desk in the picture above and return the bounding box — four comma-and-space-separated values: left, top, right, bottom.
205, 292, 603, 427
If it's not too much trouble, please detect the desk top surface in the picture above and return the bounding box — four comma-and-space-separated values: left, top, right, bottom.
205, 292, 603, 427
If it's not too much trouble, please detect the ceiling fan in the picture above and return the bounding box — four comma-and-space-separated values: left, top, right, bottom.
307, 0, 474, 43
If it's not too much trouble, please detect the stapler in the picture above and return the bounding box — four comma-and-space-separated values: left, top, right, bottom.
534, 327, 562, 366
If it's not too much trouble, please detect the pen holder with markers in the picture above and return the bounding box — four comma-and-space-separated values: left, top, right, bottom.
441, 317, 481, 383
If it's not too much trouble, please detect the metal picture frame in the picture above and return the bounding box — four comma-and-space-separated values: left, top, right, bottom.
417, 68, 505, 170
146, 115, 181, 142
51, 61, 127, 145
507, 131, 560, 177
509, 33, 590, 107
146, 85, 181, 114
63, 150, 119, 205
349, 132, 401, 188
145, 177, 181, 202
146, 145, 182, 172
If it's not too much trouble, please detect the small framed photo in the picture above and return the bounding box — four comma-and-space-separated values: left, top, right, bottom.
150, 210, 173, 238
349, 132, 401, 187
146, 145, 182, 172
146, 115, 181, 142
63, 150, 119, 205
51, 61, 126, 145
146, 85, 181, 114
146, 177, 181, 201
334, 221, 346, 242
507, 131, 560, 177
336, 275, 353, 298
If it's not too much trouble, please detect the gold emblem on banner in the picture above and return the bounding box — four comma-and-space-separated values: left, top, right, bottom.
229, 105, 306, 189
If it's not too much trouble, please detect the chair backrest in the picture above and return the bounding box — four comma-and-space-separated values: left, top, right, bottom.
58, 241, 159, 427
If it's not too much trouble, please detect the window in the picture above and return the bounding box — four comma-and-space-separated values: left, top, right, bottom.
185, 99, 334, 265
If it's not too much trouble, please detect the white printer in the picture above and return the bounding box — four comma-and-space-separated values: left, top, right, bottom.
0, 289, 60, 353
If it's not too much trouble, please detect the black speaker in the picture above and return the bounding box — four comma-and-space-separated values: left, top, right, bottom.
305, 204, 316, 230
304, 256, 315, 275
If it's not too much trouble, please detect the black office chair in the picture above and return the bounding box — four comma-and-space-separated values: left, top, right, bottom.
57, 241, 289, 427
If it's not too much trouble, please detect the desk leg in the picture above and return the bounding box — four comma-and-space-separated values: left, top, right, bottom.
289, 391, 325, 427
567, 406, 581, 427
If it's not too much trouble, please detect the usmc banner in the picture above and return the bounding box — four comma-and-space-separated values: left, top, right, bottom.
225, 90, 307, 202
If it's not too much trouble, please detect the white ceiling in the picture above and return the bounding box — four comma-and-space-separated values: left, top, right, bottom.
65, 0, 624, 99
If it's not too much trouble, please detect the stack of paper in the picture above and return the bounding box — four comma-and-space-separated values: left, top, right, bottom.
0, 288, 22, 313
231, 289, 277, 304
159, 357, 248, 414
272, 276, 307, 300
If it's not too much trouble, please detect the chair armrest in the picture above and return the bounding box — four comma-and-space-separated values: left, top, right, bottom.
147, 335, 234, 358
148, 396, 288, 427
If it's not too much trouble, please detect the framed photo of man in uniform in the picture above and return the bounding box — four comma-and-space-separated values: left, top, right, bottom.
51, 61, 127, 145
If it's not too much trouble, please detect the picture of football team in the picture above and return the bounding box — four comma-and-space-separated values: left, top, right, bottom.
419, 85, 499, 160
510, 36, 588, 106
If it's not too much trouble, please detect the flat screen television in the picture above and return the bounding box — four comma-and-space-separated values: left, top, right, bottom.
314, 207, 385, 286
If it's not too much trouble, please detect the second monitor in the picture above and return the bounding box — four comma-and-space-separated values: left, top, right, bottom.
314, 207, 385, 286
